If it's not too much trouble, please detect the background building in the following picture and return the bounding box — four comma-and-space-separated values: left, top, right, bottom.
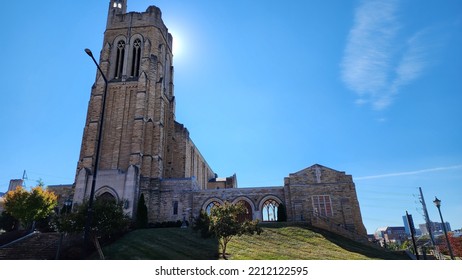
419, 221, 452, 235
374, 226, 408, 246
402, 214, 416, 235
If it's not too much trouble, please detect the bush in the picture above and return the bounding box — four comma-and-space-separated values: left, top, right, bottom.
193, 210, 213, 238
53, 199, 130, 239
0, 211, 18, 232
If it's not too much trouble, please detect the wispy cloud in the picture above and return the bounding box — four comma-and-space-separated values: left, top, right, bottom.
355, 165, 462, 180
341, 0, 435, 111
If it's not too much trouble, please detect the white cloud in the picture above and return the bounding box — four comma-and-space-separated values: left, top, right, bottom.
341, 0, 434, 111
391, 30, 431, 93
355, 165, 462, 180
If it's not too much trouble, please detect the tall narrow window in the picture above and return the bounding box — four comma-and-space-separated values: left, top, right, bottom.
130, 39, 141, 77
115, 40, 125, 79
173, 201, 178, 215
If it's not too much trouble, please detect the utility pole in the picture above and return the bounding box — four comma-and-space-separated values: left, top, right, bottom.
418, 187, 435, 246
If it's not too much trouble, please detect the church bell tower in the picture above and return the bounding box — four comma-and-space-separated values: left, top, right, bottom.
73, 0, 176, 217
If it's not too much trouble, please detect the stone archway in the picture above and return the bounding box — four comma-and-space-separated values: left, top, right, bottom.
202, 198, 224, 215
95, 186, 119, 202
259, 196, 283, 222
231, 197, 255, 222
236, 200, 253, 222
97, 191, 116, 202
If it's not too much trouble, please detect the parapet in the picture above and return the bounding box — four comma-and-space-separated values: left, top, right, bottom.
107, 5, 173, 49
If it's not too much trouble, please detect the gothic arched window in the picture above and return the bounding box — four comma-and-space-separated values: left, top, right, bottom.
114, 40, 125, 79
130, 38, 141, 77
262, 199, 280, 221
236, 200, 253, 222
205, 201, 221, 215
113, 0, 122, 8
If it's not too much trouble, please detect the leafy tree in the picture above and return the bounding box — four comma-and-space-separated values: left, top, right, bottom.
209, 202, 262, 259
277, 203, 287, 222
448, 233, 462, 257
136, 194, 148, 229
3, 186, 57, 230
54, 198, 130, 239
437, 233, 462, 258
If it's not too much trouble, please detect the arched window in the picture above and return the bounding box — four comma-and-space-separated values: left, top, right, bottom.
130, 38, 141, 77
236, 200, 253, 222
114, 40, 125, 79
205, 201, 221, 215
262, 199, 280, 221
113, 0, 122, 9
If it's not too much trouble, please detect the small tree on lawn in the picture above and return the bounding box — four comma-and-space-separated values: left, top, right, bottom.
209, 202, 262, 259
4, 185, 57, 230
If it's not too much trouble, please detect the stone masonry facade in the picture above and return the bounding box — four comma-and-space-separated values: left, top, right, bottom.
71, 0, 367, 240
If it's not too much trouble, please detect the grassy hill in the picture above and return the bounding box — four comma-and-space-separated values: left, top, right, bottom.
92, 223, 409, 260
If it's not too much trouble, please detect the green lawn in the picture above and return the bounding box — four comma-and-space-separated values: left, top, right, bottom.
93, 223, 409, 260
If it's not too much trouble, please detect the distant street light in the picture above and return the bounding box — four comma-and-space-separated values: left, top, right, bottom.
83, 48, 108, 253
433, 197, 455, 260
64, 198, 72, 214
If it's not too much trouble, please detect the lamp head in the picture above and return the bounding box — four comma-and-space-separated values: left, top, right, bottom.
433, 197, 441, 208
84, 48, 93, 57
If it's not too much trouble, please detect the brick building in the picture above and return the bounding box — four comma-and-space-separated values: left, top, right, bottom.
72, 0, 367, 238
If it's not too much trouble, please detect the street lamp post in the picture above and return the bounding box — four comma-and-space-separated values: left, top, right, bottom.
83, 48, 108, 253
64, 198, 72, 214
433, 197, 455, 260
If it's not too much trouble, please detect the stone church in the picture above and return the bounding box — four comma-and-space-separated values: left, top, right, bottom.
73, 0, 367, 238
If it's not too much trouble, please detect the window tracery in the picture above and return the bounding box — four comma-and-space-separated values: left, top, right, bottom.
312, 195, 333, 217
130, 38, 141, 77
262, 199, 280, 221
205, 201, 221, 215
114, 40, 125, 79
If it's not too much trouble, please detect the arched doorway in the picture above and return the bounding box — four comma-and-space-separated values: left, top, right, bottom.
97, 192, 116, 202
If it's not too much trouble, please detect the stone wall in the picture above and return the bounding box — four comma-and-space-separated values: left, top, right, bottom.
141, 164, 368, 239
284, 164, 367, 236
46, 184, 74, 208
165, 122, 216, 190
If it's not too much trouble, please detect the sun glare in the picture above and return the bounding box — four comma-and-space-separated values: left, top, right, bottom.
171, 31, 182, 57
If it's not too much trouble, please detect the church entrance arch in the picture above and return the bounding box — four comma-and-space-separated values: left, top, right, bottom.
98, 192, 116, 201
95, 186, 119, 202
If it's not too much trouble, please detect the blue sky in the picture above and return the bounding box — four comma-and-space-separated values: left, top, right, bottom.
1, 0, 461, 234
